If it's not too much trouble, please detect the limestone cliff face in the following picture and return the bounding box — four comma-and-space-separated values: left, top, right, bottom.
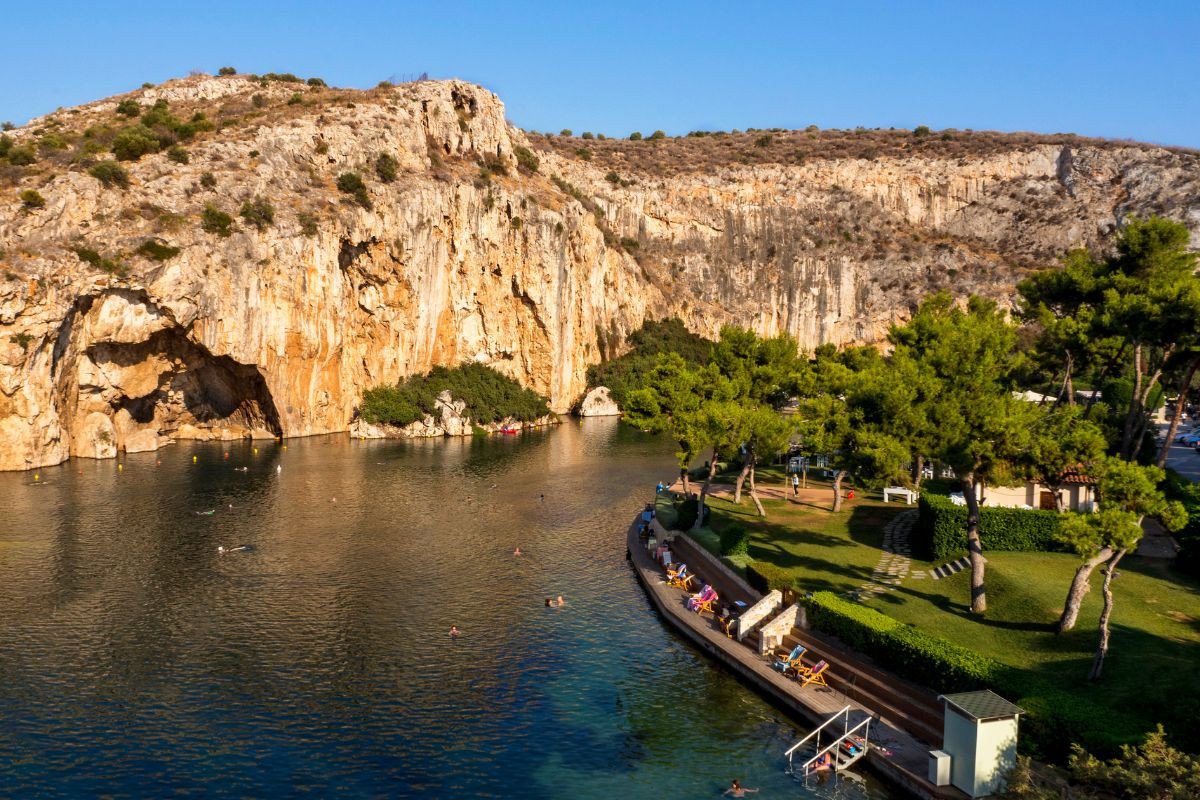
1, 76, 1197, 470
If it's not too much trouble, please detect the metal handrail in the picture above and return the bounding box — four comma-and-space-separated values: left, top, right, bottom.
798, 717, 871, 775
784, 705, 851, 759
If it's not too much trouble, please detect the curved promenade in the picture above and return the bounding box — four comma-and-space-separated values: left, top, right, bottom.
626, 512, 968, 800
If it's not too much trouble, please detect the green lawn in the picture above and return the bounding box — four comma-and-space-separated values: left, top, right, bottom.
678, 491, 1200, 755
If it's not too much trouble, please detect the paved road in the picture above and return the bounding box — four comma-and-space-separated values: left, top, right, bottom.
1163, 442, 1200, 482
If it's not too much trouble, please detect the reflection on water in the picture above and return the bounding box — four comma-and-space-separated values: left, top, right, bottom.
0, 419, 892, 798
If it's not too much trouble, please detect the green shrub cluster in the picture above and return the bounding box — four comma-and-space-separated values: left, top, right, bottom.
912, 492, 1067, 561
110, 101, 214, 161
217, 66, 237, 76
336, 172, 372, 209
747, 561, 797, 596
513, 145, 539, 173
375, 153, 398, 183
19, 190, 45, 210
673, 496, 700, 531
135, 239, 180, 261
239, 196, 275, 230
359, 363, 552, 427
73, 246, 126, 276
201, 204, 234, 237
585, 318, 713, 408
805, 591, 999, 692
5, 141, 36, 165
166, 145, 189, 164
88, 160, 130, 188
1164, 468, 1200, 579
719, 526, 750, 557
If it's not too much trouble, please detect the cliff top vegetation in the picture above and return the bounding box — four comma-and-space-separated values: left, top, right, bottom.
532, 124, 1200, 179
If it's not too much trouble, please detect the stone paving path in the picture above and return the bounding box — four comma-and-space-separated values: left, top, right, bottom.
856, 509, 923, 598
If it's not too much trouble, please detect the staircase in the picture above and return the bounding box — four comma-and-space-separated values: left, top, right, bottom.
785, 705, 873, 777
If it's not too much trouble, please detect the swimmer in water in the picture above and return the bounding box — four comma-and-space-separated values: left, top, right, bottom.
449, 626, 460, 637
556, 595, 565, 607
723, 779, 758, 797
514, 547, 521, 556
217, 545, 251, 554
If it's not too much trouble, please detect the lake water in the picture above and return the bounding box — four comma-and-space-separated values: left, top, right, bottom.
0, 419, 892, 798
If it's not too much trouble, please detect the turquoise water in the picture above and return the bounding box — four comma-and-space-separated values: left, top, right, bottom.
0, 419, 892, 798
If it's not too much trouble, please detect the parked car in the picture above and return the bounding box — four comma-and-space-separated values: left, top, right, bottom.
1178, 432, 1200, 446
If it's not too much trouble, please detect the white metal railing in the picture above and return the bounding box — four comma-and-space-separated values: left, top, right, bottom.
784, 705, 851, 761
785, 706, 873, 777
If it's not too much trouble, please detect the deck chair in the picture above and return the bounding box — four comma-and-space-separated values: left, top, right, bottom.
665, 563, 691, 589
772, 644, 807, 673
687, 585, 718, 614
795, 660, 829, 689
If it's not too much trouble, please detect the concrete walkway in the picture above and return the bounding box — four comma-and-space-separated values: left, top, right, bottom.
628, 514, 966, 799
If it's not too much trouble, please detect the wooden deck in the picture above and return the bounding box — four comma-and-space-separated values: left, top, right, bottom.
628, 516, 968, 800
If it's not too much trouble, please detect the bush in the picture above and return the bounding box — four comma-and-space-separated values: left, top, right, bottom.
912, 493, 1068, 561
375, 152, 398, 183
628, 131, 642, 141
252, 93, 267, 109
336, 172, 372, 210
19, 190, 45, 210
297, 212, 319, 236
111, 125, 161, 160
88, 160, 130, 188
239, 196, 275, 230
581, 131, 594, 139
307, 77, 326, 88
115, 99, 141, 117
73, 246, 125, 276
913, 125, 931, 137
513, 145, 539, 173
648, 130, 666, 140
559, 128, 572, 137
805, 591, 1000, 692
199, 171, 216, 189
218, 66, 237, 76
720, 526, 750, 557
7, 146, 36, 166
747, 561, 797, 596
585, 318, 713, 408
135, 239, 180, 261
674, 497, 700, 531
287, 93, 304, 106
755, 134, 773, 147
360, 363, 552, 427
0, 134, 10, 158
605, 170, 621, 184
166, 145, 189, 164
200, 204, 234, 237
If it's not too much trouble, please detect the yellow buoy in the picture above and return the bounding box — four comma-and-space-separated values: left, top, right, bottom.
193, 455, 198, 463
253, 447, 258, 455
33, 473, 40, 481
118, 464, 123, 472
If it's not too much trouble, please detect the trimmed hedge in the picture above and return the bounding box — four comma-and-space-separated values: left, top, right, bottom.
747, 561, 796, 596
913, 492, 1067, 562
720, 526, 750, 557
805, 591, 999, 693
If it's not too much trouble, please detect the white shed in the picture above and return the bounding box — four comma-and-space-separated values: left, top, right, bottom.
937, 690, 1024, 798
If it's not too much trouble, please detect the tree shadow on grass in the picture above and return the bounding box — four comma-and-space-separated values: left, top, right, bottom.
874, 580, 1057, 633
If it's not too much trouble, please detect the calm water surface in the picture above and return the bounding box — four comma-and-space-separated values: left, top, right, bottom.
0, 419, 892, 798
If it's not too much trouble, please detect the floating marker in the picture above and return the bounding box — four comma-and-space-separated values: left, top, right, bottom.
282, 445, 287, 451
253, 447, 258, 455
224, 451, 229, 459
33, 473, 40, 481
193, 455, 198, 463
118, 464, 123, 472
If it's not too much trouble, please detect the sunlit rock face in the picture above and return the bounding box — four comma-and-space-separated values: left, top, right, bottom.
1, 76, 1197, 469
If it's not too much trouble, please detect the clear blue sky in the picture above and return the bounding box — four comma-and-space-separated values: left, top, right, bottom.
3, 1, 1197, 147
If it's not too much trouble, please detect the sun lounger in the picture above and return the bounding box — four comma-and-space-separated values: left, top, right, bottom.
795, 660, 829, 689
772, 644, 807, 673
687, 584, 718, 614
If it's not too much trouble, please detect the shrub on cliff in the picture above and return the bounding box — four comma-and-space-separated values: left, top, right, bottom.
200, 204, 234, 237
111, 125, 161, 160
115, 99, 141, 117
136, 239, 180, 261
239, 196, 275, 230
218, 66, 237, 76
336, 172, 372, 210
360, 364, 552, 427
513, 145, 539, 174
88, 160, 130, 188
375, 153, 398, 183
19, 190, 46, 210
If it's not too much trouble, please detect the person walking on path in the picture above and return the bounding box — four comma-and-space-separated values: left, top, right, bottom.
791, 472, 800, 498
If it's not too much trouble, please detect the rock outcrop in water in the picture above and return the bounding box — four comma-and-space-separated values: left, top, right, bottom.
1, 74, 1197, 469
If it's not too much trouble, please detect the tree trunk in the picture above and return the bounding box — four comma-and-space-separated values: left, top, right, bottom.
832, 469, 847, 512
733, 461, 750, 504
1050, 482, 1064, 513
802, 460, 808, 488
1121, 343, 1174, 461
1056, 546, 1114, 633
693, 447, 719, 531
1063, 352, 1075, 406
747, 455, 765, 518
679, 466, 690, 498
1088, 549, 1127, 681
962, 474, 987, 614
914, 455, 925, 492
1156, 355, 1200, 468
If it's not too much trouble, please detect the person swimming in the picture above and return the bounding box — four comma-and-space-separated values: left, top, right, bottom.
195, 509, 215, 516
449, 626, 460, 637
513, 547, 522, 556
217, 545, 252, 554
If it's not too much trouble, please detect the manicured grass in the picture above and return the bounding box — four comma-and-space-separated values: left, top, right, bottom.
684, 491, 1200, 755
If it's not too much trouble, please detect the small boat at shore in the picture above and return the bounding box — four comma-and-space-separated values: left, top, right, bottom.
499, 427, 519, 435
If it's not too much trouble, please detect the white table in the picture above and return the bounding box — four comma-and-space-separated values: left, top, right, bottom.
883, 486, 917, 504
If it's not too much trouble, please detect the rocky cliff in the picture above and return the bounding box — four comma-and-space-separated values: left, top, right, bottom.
1, 74, 1197, 469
